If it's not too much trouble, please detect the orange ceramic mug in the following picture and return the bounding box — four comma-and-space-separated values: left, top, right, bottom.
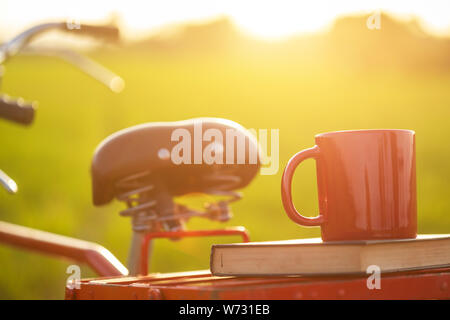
281, 129, 417, 241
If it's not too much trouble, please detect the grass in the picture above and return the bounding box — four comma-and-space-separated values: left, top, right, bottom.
0, 51, 449, 299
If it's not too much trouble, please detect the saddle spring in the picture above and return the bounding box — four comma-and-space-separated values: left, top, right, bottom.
115, 170, 243, 233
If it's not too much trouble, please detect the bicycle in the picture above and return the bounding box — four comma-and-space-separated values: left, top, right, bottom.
0, 20, 255, 279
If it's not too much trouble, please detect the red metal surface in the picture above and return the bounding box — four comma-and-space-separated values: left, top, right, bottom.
0, 221, 128, 277
282, 129, 417, 241
140, 227, 250, 275
66, 267, 450, 300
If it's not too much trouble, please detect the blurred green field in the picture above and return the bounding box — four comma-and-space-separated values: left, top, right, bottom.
0, 51, 449, 299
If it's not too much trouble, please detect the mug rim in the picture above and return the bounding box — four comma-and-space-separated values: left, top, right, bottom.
315, 129, 415, 138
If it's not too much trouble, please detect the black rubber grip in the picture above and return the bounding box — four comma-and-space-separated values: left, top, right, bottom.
0, 96, 36, 125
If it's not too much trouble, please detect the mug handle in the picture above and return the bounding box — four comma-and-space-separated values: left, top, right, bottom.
281, 145, 325, 226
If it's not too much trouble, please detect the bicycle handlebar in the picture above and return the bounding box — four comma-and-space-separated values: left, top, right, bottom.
0, 96, 36, 125
0, 22, 120, 64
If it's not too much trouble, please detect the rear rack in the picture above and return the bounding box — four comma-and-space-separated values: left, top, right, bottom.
66, 267, 450, 300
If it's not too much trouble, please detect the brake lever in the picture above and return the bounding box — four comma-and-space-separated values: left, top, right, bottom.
0, 169, 18, 194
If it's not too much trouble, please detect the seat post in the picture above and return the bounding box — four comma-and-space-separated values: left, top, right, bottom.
118, 173, 183, 275
128, 231, 152, 276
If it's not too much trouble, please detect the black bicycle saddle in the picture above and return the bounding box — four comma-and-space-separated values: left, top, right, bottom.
91, 118, 260, 206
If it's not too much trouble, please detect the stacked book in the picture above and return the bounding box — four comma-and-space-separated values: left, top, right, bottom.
210, 235, 450, 276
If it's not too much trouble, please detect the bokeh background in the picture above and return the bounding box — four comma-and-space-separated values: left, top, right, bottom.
1, 1, 450, 299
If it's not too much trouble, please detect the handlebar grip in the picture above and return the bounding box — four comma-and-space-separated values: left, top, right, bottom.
0, 96, 36, 125
65, 24, 120, 42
